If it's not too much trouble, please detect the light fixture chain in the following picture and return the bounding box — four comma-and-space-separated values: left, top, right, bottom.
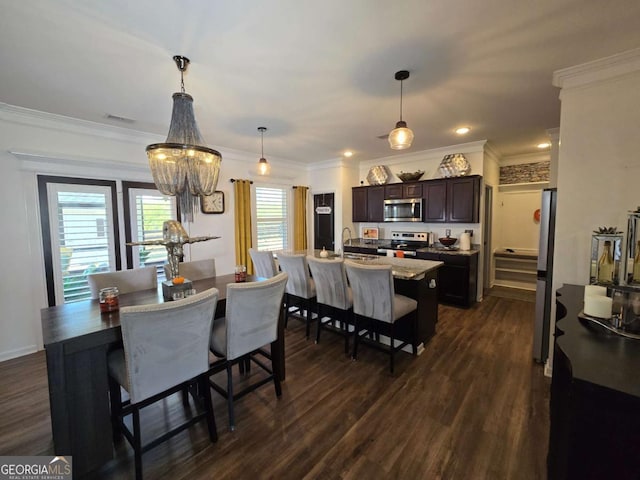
180, 70, 185, 93
399, 79, 403, 122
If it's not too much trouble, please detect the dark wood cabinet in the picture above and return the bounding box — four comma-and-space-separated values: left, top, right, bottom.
447, 176, 480, 223
423, 180, 447, 222
423, 175, 481, 223
353, 175, 480, 224
352, 185, 384, 222
416, 251, 478, 307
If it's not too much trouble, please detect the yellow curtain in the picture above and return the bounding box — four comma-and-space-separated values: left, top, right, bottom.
234, 180, 254, 274
293, 186, 308, 251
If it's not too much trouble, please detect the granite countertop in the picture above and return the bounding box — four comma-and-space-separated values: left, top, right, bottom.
279, 248, 442, 280
344, 239, 480, 256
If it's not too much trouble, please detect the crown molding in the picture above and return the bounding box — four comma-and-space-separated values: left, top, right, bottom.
358, 140, 487, 169
0, 102, 164, 145
552, 47, 640, 89
500, 151, 550, 166
308, 158, 359, 171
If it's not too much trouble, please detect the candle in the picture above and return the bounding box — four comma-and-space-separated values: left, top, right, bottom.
584, 285, 607, 302
584, 295, 613, 319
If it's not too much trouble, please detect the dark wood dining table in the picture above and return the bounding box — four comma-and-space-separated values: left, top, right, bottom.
41, 273, 284, 478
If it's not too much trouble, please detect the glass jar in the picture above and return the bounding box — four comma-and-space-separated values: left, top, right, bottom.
632, 240, 640, 284
99, 287, 119, 313
234, 265, 247, 282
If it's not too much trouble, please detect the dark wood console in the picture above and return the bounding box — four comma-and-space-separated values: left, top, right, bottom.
549, 284, 640, 479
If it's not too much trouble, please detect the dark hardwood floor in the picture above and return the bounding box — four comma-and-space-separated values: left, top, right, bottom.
0, 295, 549, 479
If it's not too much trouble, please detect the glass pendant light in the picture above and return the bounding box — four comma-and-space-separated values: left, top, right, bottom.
257, 127, 271, 175
388, 70, 414, 150
146, 56, 222, 222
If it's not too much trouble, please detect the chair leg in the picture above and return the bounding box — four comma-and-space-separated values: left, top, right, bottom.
199, 376, 218, 442
226, 363, 236, 431
305, 299, 311, 339
315, 305, 322, 344
389, 323, 395, 374
283, 295, 289, 329
412, 315, 418, 356
132, 407, 143, 480
352, 316, 359, 360
108, 376, 123, 442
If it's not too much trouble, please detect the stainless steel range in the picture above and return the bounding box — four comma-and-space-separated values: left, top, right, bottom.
377, 231, 430, 257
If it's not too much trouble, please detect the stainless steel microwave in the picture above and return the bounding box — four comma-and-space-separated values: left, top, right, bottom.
383, 198, 423, 222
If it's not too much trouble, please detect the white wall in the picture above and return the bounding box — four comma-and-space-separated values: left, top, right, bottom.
549, 48, 640, 373
0, 104, 307, 361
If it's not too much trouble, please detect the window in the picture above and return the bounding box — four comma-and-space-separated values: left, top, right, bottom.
123, 182, 177, 281
255, 186, 289, 251
38, 176, 120, 306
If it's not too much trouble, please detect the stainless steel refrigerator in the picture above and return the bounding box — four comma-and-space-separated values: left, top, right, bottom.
534, 188, 557, 363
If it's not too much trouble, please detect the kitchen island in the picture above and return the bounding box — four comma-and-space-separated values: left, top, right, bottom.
284, 249, 442, 351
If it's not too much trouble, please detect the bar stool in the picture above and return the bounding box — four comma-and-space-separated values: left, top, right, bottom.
277, 253, 317, 339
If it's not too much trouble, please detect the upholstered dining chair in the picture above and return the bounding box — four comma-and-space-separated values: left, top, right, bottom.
163, 258, 216, 281
208, 272, 288, 430
107, 288, 219, 480
307, 256, 353, 354
277, 253, 317, 339
344, 261, 418, 374
249, 248, 278, 278
87, 266, 157, 299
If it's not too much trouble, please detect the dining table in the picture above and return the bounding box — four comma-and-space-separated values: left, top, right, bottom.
40, 273, 283, 478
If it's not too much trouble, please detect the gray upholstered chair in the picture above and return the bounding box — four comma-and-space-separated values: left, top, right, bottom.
249, 248, 278, 278
307, 256, 353, 354
209, 272, 288, 430
277, 253, 317, 339
163, 258, 216, 281
107, 288, 219, 480
344, 261, 418, 374
87, 266, 157, 299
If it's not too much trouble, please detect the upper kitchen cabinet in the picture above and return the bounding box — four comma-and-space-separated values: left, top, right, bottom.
385, 183, 422, 199
352, 185, 384, 222
424, 175, 481, 223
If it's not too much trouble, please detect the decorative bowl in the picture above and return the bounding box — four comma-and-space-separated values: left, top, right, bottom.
397, 170, 425, 182
439, 237, 458, 247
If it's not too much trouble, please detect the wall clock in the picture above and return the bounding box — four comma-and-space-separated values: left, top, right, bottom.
201, 191, 224, 214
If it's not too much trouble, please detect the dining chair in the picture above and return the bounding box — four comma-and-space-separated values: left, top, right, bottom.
307, 256, 353, 354
87, 266, 157, 299
344, 261, 418, 374
107, 288, 219, 480
163, 258, 216, 281
277, 253, 317, 339
249, 248, 278, 278
208, 272, 288, 430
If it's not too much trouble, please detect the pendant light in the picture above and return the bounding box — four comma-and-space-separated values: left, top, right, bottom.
146, 56, 222, 222
257, 127, 271, 175
388, 70, 414, 150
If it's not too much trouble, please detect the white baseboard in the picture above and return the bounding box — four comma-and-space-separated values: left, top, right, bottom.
0, 345, 38, 363
544, 360, 553, 377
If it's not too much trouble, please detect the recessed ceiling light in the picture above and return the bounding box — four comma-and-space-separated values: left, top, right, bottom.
537, 142, 550, 149
343, 151, 354, 158
455, 127, 470, 135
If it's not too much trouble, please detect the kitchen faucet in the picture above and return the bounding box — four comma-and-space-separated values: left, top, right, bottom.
341, 227, 352, 256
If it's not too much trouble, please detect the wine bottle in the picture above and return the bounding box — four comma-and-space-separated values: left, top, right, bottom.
597, 240, 614, 284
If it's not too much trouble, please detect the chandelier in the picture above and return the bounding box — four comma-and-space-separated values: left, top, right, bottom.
388, 70, 414, 150
146, 55, 222, 222
257, 127, 271, 175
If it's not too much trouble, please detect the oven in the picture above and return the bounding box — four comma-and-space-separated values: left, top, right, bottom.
377, 231, 430, 257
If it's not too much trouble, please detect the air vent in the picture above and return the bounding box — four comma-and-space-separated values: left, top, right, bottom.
105, 114, 135, 124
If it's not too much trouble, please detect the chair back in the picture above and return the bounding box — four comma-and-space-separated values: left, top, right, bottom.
164, 258, 216, 281
119, 288, 218, 404
249, 248, 278, 278
345, 261, 394, 323
224, 273, 288, 361
307, 257, 351, 310
87, 266, 157, 299
277, 253, 314, 298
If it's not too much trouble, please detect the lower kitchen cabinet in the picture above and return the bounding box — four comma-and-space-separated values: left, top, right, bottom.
416, 251, 478, 307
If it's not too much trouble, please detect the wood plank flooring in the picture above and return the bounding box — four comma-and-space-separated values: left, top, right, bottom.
0, 295, 549, 479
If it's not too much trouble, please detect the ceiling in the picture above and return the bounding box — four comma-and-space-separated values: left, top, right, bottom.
1, 1, 639, 164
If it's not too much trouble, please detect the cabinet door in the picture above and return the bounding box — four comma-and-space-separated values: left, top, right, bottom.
438, 262, 469, 306
423, 180, 447, 222
352, 187, 368, 222
403, 183, 422, 198
384, 184, 403, 199
447, 176, 480, 223
367, 186, 385, 222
